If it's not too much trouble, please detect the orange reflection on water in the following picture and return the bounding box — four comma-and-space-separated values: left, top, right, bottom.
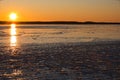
10, 24, 17, 46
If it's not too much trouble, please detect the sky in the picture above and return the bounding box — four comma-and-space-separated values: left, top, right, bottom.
0, 0, 120, 22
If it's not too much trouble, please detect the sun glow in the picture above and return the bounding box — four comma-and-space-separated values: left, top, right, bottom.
9, 13, 17, 21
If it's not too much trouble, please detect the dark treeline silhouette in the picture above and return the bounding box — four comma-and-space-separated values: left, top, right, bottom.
0, 21, 120, 24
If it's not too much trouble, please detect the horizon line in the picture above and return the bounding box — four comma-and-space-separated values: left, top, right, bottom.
0, 21, 120, 24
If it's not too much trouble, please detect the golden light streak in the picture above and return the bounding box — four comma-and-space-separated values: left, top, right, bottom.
10, 24, 17, 46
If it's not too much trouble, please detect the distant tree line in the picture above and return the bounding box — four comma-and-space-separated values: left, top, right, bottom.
0, 21, 120, 24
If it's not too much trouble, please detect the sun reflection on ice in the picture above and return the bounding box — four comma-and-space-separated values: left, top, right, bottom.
10, 24, 17, 47
11, 36, 17, 47
11, 24, 16, 35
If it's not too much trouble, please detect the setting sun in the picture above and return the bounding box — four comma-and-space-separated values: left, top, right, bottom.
9, 13, 17, 21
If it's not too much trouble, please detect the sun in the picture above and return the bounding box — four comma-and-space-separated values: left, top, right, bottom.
9, 13, 17, 21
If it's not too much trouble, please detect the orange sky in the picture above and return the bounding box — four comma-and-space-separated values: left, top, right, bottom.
0, 0, 120, 22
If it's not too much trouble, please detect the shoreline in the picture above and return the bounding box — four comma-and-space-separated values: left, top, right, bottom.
0, 40, 120, 49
